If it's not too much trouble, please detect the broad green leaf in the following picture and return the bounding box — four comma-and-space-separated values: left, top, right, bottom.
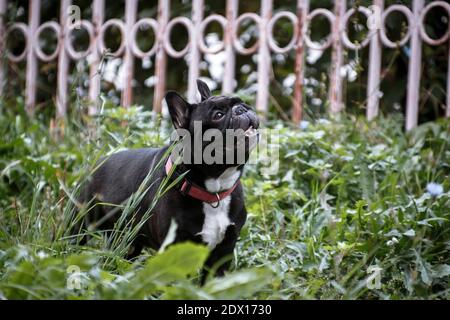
203, 268, 273, 299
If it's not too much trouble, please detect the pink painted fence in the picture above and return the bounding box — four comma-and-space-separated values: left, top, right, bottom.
0, 0, 449, 130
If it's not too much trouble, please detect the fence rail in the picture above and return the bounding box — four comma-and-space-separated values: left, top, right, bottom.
0, 0, 449, 130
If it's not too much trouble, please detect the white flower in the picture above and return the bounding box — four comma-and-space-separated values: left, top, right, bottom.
283, 74, 296, 88
387, 237, 398, 246
317, 118, 331, 125
240, 64, 251, 74
307, 46, 323, 64
36, 251, 48, 259
142, 57, 152, 69
144, 75, 156, 88
426, 182, 444, 197
312, 98, 322, 106
299, 120, 309, 129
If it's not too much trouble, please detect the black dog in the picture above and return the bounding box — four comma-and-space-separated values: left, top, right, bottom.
78, 80, 259, 278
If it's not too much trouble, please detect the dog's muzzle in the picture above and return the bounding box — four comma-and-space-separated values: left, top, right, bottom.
230, 105, 260, 132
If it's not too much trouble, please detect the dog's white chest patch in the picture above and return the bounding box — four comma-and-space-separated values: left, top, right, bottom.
199, 168, 241, 249
201, 198, 232, 249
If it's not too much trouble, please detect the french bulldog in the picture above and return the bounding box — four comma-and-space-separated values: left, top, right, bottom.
78, 79, 259, 279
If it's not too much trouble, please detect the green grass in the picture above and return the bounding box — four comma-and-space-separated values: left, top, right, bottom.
0, 99, 449, 299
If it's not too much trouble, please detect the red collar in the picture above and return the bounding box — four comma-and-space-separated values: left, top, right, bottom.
165, 157, 239, 205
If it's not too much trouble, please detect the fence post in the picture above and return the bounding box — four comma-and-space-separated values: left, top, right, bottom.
366, 0, 383, 121
293, 0, 309, 124
56, 0, 71, 118
121, 0, 138, 107
447, 38, 450, 118
25, 0, 40, 114
222, 0, 238, 95
405, 0, 424, 131
153, 0, 169, 113
88, 0, 105, 115
187, 0, 203, 102
256, 0, 272, 118
329, 0, 345, 114
0, 0, 6, 97
0, 0, 6, 98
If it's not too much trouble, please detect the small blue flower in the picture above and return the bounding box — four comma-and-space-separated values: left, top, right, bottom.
299, 120, 309, 129
403, 46, 411, 58
426, 183, 444, 197
76, 87, 83, 96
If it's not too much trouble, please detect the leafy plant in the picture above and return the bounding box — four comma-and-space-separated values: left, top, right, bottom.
0, 98, 449, 299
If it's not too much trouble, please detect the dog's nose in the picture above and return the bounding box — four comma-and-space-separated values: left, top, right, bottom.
233, 105, 247, 116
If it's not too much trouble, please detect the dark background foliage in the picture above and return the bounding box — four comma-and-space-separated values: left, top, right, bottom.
2, 0, 449, 124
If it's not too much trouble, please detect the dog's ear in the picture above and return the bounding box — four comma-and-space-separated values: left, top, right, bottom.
165, 91, 192, 129
197, 79, 212, 101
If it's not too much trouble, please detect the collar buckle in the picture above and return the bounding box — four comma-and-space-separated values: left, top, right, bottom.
210, 193, 221, 208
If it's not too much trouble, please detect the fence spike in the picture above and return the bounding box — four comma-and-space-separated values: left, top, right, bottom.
0, 0, 6, 97
88, 0, 105, 115
447, 38, 450, 118
367, 0, 384, 121
25, 0, 40, 114
405, 0, 424, 130
153, 0, 169, 113
222, 0, 238, 95
187, 0, 203, 103
121, 0, 138, 108
56, 0, 71, 118
293, 0, 309, 124
329, 0, 346, 114
256, 0, 272, 118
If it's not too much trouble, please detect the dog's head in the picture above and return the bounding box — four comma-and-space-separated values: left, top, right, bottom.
165, 80, 259, 167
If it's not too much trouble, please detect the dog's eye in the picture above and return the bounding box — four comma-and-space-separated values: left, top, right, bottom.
213, 111, 225, 120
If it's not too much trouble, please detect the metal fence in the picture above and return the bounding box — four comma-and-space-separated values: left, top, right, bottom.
0, 0, 449, 130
